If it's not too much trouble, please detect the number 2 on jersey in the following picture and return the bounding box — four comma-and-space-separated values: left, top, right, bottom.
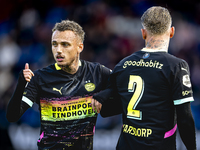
127, 75, 144, 120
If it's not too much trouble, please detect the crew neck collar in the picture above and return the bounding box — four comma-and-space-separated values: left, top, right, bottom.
141, 48, 167, 52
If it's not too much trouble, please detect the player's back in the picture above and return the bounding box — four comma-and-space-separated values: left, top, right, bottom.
113, 48, 187, 150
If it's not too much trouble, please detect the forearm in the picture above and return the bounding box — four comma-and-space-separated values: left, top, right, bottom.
176, 103, 197, 150
100, 97, 122, 117
93, 88, 122, 117
177, 117, 196, 150
6, 71, 29, 122
93, 88, 114, 104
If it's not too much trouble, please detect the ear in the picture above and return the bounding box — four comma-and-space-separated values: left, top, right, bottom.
141, 29, 147, 40
170, 26, 175, 38
78, 43, 84, 53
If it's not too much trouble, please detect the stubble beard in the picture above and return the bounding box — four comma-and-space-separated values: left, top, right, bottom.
59, 55, 79, 74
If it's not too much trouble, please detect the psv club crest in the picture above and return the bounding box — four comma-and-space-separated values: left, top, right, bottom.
84, 80, 95, 92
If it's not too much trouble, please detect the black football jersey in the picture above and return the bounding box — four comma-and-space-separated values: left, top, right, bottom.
21, 60, 111, 150
109, 48, 194, 150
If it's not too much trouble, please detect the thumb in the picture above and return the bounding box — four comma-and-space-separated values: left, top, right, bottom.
25, 63, 29, 69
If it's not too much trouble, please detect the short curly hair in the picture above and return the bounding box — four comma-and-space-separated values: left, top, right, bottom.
141, 6, 172, 35
52, 20, 85, 42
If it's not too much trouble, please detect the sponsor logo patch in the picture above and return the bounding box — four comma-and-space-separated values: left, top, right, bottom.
182, 90, 192, 96
182, 75, 191, 88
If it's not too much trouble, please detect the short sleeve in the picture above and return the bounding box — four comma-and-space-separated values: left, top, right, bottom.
22, 72, 39, 107
172, 60, 194, 105
100, 64, 112, 89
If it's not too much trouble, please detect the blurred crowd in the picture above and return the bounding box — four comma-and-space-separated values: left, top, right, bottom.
0, 0, 200, 149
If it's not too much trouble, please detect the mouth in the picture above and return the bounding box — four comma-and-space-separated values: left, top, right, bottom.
56, 55, 65, 62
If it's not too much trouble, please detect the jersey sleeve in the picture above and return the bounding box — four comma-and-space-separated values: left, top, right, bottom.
172, 60, 194, 105
94, 65, 118, 104
99, 64, 112, 89
95, 66, 123, 117
6, 70, 31, 122
22, 72, 39, 107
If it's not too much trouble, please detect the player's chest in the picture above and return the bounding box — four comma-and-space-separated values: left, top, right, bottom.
38, 75, 101, 98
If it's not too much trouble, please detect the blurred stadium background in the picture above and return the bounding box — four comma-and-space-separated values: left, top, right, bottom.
0, 0, 200, 149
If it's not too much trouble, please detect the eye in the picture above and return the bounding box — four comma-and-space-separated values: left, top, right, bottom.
52, 42, 57, 46
62, 42, 70, 47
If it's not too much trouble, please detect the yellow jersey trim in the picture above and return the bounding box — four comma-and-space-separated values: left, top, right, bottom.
55, 60, 82, 70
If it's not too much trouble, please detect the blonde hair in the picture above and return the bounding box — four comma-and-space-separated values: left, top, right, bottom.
52, 20, 85, 42
141, 6, 172, 35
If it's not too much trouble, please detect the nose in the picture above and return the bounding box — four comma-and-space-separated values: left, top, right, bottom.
57, 45, 62, 53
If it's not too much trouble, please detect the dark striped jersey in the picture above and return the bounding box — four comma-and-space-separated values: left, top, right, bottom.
109, 48, 194, 150
22, 60, 111, 150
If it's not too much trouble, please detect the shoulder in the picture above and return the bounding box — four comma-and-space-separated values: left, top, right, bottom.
81, 60, 105, 68
117, 51, 142, 65
163, 53, 189, 69
164, 53, 184, 63
81, 60, 111, 72
113, 52, 138, 73
33, 64, 55, 77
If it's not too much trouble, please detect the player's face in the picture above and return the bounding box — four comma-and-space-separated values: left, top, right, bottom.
51, 30, 83, 67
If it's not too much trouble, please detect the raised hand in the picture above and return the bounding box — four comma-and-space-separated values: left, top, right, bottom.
23, 63, 34, 82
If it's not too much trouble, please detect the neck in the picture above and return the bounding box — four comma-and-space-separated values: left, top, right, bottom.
145, 36, 169, 51
60, 58, 80, 74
